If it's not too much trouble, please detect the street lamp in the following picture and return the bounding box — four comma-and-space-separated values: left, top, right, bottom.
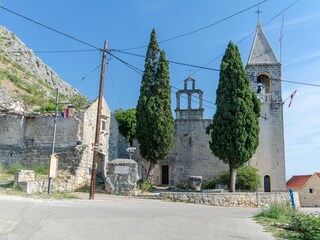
48, 88, 75, 194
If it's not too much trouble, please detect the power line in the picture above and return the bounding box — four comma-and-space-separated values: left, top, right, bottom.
4, 49, 99, 54
0, 6, 102, 51
109, 52, 216, 109
119, 0, 268, 51
111, 49, 320, 88
110, 49, 220, 72
190, 0, 299, 76
75, 64, 102, 86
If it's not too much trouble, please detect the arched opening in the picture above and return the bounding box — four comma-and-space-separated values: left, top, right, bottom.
191, 93, 200, 109
257, 74, 271, 94
264, 175, 271, 192
180, 93, 189, 109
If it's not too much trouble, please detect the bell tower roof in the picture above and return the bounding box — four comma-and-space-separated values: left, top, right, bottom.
247, 21, 279, 65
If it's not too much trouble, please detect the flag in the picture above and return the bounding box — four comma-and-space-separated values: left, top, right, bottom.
288, 90, 297, 107
61, 107, 69, 119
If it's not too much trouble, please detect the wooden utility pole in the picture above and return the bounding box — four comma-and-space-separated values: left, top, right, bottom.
89, 40, 108, 200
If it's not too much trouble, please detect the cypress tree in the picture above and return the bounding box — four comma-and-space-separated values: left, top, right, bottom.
136, 29, 174, 179
206, 41, 261, 192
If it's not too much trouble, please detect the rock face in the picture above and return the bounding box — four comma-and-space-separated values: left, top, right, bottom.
0, 25, 80, 110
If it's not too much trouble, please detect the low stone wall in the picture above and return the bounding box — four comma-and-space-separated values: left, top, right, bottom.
160, 191, 300, 208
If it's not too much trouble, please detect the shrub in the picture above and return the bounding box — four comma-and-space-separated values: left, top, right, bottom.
137, 179, 152, 192
215, 166, 261, 191
203, 180, 216, 189
292, 214, 320, 240
256, 201, 293, 220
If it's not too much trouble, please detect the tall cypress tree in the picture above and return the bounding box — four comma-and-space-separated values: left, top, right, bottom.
206, 41, 260, 192
136, 29, 174, 179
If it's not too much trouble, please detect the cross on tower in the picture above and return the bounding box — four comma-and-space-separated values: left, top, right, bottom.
255, 6, 262, 21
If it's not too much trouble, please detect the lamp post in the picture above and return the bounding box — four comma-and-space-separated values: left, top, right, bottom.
48, 88, 59, 194
48, 88, 75, 194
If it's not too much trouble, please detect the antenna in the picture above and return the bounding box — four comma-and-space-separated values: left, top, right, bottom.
279, 14, 284, 64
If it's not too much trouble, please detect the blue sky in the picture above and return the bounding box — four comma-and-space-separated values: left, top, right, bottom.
0, 0, 319, 179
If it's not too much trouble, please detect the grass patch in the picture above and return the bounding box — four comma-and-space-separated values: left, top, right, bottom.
6, 164, 49, 175
254, 202, 320, 240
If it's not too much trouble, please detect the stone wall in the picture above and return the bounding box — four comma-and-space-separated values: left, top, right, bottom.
0, 97, 111, 192
160, 191, 300, 208
298, 174, 320, 207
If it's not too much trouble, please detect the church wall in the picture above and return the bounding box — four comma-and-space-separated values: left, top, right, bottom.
160, 119, 227, 186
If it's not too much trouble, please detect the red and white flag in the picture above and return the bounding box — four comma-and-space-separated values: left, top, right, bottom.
288, 90, 297, 108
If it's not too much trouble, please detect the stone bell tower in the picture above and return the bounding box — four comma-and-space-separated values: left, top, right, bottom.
175, 76, 204, 119
246, 21, 286, 191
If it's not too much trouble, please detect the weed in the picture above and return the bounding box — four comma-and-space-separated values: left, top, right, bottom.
256, 201, 293, 221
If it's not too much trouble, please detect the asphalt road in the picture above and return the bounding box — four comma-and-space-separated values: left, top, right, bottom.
0, 194, 274, 240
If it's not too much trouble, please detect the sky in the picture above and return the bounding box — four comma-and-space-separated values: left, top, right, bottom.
0, 0, 319, 180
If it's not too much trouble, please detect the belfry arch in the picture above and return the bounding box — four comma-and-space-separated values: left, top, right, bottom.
175, 76, 204, 119
256, 73, 271, 94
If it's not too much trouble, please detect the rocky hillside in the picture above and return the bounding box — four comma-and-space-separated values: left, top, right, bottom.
0, 25, 81, 111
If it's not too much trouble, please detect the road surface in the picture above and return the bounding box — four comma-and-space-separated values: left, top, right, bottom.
0, 194, 274, 240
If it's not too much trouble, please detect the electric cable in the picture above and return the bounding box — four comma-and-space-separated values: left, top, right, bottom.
119, 0, 268, 51
190, 0, 300, 77
0, 6, 102, 51
108, 52, 216, 110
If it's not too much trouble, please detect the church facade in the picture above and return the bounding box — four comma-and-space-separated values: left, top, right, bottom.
142, 22, 286, 192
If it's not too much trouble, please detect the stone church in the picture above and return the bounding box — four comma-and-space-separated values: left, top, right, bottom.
0, 22, 286, 193
144, 22, 286, 192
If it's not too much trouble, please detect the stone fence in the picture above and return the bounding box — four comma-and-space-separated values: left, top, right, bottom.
160, 191, 300, 208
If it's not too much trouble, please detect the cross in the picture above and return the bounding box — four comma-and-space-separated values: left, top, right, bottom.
186, 68, 193, 76
255, 6, 262, 21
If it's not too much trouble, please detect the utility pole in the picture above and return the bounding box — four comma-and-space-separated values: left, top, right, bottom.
48, 88, 59, 194
89, 40, 108, 200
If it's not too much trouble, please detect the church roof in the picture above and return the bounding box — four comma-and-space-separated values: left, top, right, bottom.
247, 21, 279, 65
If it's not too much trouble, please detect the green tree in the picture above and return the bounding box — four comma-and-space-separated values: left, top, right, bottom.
69, 94, 90, 110
136, 29, 174, 179
206, 41, 260, 192
215, 166, 261, 191
114, 108, 137, 146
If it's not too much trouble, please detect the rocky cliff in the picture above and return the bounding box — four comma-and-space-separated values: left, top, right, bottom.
0, 25, 81, 111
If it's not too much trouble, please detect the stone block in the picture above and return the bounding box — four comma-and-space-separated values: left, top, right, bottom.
106, 158, 138, 195
189, 176, 202, 191
14, 170, 35, 183
16, 181, 38, 194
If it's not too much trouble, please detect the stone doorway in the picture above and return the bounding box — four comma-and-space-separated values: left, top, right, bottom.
161, 165, 169, 185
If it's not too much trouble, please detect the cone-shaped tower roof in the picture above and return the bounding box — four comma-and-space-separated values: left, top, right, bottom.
247, 21, 278, 65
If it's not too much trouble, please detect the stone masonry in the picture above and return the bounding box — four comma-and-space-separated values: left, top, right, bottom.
0, 97, 111, 191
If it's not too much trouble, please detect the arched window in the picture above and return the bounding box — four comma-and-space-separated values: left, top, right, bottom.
191, 93, 200, 109
179, 93, 189, 109
257, 74, 271, 94
264, 175, 271, 192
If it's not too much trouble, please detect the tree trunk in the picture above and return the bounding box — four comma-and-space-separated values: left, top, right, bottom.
146, 162, 155, 181
229, 166, 237, 192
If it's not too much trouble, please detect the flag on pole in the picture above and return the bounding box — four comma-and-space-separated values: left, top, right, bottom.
288, 90, 297, 107
61, 107, 69, 119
